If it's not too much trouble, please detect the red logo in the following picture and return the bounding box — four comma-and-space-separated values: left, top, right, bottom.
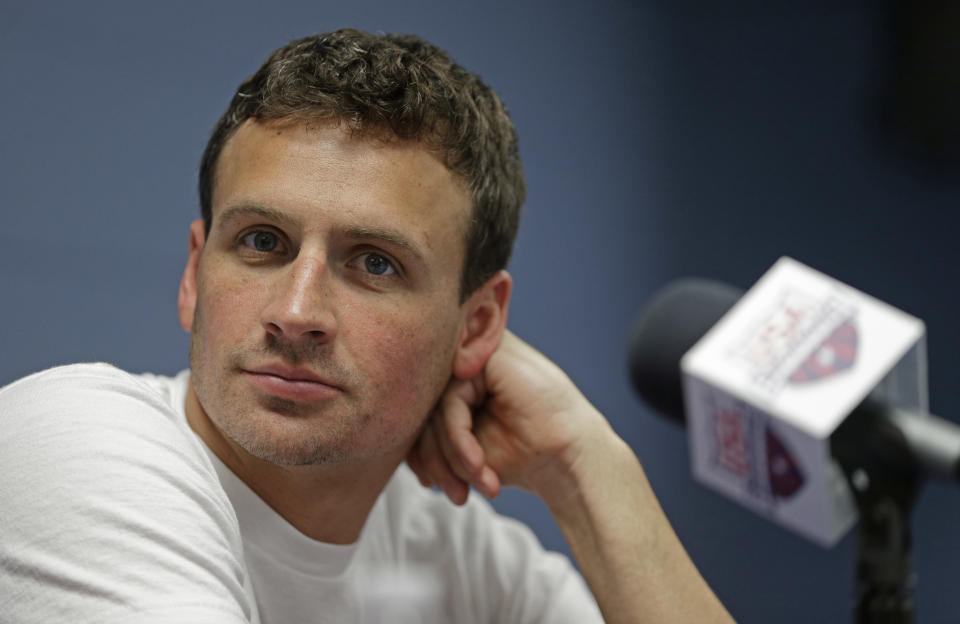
713, 408, 806, 501
716, 409, 749, 477
788, 320, 858, 384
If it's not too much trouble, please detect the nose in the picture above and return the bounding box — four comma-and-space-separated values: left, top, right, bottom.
261, 253, 338, 342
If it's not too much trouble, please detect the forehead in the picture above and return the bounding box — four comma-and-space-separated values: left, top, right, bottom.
212, 119, 471, 255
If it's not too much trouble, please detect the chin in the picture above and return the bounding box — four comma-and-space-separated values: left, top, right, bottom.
219, 404, 392, 468
230, 422, 356, 466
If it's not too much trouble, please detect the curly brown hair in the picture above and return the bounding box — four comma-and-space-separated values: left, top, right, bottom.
198, 29, 525, 298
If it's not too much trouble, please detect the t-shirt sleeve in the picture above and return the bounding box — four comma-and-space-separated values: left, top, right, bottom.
0, 364, 256, 623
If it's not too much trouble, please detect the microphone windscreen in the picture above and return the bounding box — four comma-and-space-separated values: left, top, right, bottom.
628, 279, 742, 424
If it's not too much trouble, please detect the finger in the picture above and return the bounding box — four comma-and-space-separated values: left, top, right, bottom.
435, 389, 486, 484
476, 465, 502, 499
419, 422, 470, 505
436, 392, 504, 499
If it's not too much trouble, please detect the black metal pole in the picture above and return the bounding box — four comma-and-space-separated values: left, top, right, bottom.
832, 405, 922, 624
849, 470, 919, 623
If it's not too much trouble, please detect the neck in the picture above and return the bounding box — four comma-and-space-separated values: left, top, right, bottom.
184, 380, 402, 544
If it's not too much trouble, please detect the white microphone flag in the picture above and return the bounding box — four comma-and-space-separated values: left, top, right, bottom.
681, 257, 926, 545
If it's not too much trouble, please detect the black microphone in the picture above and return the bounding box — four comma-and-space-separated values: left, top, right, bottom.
628, 278, 960, 482
628, 278, 741, 426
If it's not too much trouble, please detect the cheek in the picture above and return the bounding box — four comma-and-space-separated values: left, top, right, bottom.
196, 266, 258, 335
352, 303, 460, 412
190, 267, 262, 377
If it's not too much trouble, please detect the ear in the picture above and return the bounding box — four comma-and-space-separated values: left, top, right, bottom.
177, 219, 207, 333
452, 270, 513, 380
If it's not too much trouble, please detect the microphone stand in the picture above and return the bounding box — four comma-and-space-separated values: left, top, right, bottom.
832, 407, 922, 624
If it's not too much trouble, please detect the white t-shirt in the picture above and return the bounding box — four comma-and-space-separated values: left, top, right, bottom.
0, 363, 603, 623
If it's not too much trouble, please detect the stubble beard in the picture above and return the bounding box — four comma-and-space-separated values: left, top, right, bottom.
187, 309, 382, 468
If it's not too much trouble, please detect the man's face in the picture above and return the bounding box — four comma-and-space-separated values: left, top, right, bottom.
179, 119, 472, 468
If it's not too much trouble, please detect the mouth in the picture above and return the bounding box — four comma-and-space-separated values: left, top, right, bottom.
242, 364, 343, 403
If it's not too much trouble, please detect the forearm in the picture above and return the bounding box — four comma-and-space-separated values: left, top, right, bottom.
539, 423, 734, 624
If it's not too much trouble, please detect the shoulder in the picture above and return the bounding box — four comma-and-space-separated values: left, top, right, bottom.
0, 360, 232, 524
0, 364, 253, 621
2, 362, 199, 450
0, 362, 226, 517
2, 362, 177, 422
0, 363, 213, 478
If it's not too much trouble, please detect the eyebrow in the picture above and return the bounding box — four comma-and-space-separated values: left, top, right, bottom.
216, 204, 296, 232
336, 225, 427, 266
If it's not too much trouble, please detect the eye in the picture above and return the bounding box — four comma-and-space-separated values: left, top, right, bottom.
358, 252, 396, 276
240, 230, 280, 253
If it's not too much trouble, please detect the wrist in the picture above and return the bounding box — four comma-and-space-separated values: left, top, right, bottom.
529, 412, 631, 512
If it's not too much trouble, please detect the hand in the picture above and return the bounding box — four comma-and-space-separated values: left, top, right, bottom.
406, 330, 609, 505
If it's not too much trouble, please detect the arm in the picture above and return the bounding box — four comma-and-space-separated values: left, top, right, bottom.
407, 331, 734, 624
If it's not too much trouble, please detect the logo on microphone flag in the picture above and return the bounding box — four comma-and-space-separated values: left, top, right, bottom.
712, 404, 805, 504
765, 426, 805, 498
731, 288, 858, 394
788, 320, 858, 384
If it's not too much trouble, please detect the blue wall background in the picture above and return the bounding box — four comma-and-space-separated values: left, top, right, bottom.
2, 2, 958, 621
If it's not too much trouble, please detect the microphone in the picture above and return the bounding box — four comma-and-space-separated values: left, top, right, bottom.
629, 278, 741, 426
629, 262, 960, 545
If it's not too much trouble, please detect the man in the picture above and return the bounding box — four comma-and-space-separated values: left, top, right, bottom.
0, 29, 732, 623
